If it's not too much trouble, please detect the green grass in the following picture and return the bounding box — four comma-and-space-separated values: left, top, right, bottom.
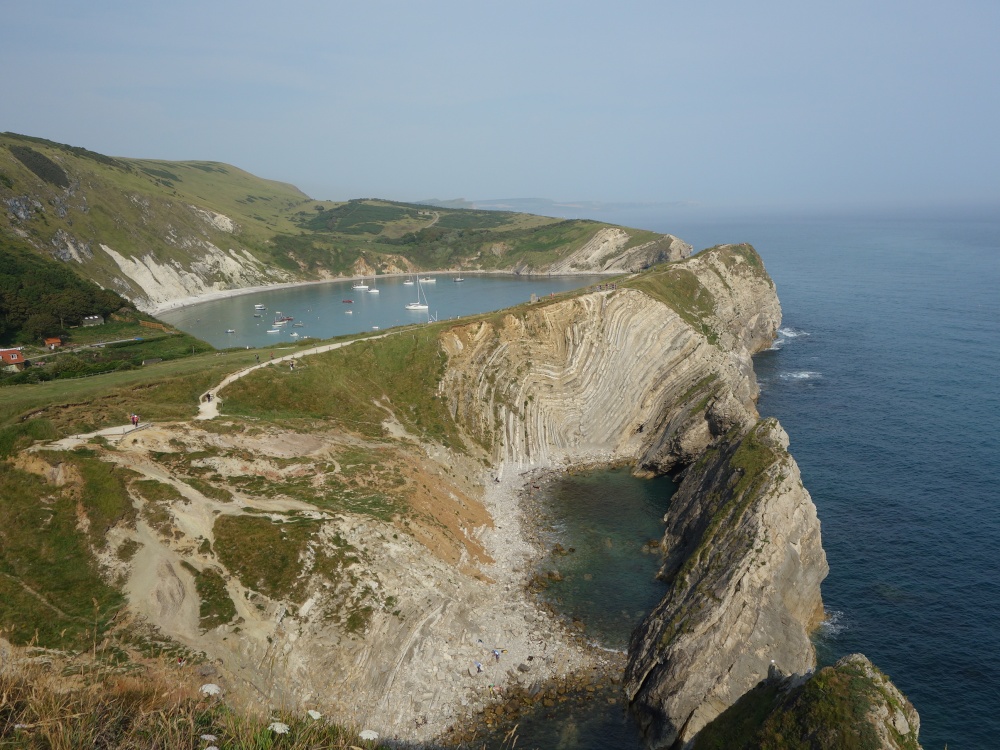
222, 328, 465, 450
0, 455, 129, 649
0, 348, 260, 437
625, 265, 719, 343
180, 562, 238, 631
694, 660, 898, 750
213, 516, 316, 602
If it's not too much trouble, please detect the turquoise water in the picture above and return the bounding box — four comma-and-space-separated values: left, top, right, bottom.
533, 469, 676, 650
158, 273, 604, 349
483, 469, 675, 750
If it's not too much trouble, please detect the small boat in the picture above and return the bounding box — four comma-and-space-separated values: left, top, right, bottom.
342, 299, 353, 304
254, 304, 266, 310
453, 276, 465, 282
345, 310, 353, 315
290, 332, 299, 338
352, 280, 369, 290
293, 322, 304, 327
253, 313, 262, 318
403, 276, 415, 286
405, 279, 430, 311
274, 315, 293, 323
372, 325, 380, 330
266, 328, 280, 334
420, 276, 435, 283
367, 279, 380, 295
226, 329, 236, 334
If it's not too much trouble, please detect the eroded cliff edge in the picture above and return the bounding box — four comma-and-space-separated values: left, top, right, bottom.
438, 244, 830, 744
624, 418, 828, 748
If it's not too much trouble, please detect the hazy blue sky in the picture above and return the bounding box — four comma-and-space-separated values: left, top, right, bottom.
3, 1, 998, 212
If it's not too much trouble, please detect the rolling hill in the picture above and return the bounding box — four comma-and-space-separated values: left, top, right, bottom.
1, 132, 690, 312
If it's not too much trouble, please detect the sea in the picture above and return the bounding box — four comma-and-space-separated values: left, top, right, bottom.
662, 208, 999, 750
164, 208, 999, 748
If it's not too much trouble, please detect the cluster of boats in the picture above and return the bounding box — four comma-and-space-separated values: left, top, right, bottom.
237, 274, 459, 335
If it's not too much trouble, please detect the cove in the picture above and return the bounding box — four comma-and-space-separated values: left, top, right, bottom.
158, 274, 605, 349
484, 468, 677, 749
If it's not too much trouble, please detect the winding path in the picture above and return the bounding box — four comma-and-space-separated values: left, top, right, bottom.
197, 332, 392, 420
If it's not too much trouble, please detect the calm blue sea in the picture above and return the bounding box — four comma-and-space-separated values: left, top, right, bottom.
659, 209, 1000, 750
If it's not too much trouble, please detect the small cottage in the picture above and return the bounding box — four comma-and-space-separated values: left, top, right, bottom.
82, 315, 105, 327
44, 337, 62, 350
0, 348, 26, 372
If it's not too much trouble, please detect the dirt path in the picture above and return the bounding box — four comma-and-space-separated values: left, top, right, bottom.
197, 332, 392, 419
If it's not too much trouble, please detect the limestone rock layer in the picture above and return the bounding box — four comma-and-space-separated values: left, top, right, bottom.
442, 244, 827, 747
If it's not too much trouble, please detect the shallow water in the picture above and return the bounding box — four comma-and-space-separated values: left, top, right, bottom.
478, 470, 674, 749
531, 469, 676, 651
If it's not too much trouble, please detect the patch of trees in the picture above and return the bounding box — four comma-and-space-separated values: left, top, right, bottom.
2, 132, 126, 170
0, 238, 131, 345
8, 145, 69, 188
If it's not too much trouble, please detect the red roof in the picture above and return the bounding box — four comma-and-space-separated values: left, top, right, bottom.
0, 349, 25, 364
44, 337, 61, 345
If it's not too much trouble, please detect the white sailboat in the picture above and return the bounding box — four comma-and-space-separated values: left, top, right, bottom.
352, 278, 369, 290
405, 279, 429, 311
367, 277, 380, 294
403, 275, 415, 286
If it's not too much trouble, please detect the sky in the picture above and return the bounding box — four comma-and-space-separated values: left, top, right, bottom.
2, 0, 999, 213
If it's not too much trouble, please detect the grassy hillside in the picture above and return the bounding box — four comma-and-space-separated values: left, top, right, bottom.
1, 132, 667, 311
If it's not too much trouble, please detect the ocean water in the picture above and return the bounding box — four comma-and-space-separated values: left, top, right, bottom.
661, 210, 1000, 750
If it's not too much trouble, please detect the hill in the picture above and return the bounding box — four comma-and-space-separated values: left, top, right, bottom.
1, 132, 690, 312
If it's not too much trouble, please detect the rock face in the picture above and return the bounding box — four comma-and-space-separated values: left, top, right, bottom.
542, 227, 693, 274
692, 654, 923, 750
440, 244, 778, 473
440, 243, 828, 745
625, 418, 828, 748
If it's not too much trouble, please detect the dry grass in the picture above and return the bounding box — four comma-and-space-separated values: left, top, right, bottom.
0, 647, 387, 749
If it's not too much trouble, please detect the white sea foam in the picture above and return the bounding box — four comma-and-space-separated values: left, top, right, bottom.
818, 610, 846, 637
778, 326, 809, 338
780, 371, 821, 380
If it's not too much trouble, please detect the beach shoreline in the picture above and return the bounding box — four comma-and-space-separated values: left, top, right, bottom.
149, 269, 620, 316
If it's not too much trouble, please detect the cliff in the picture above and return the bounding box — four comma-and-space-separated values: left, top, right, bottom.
1, 132, 687, 311
624, 418, 828, 748
439, 244, 778, 473
437, 244, 833, 744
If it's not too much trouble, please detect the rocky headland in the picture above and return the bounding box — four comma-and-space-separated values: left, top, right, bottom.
8, 239, 922, 748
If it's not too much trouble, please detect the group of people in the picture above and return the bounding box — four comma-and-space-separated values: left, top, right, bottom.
129, 413, 140, 428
